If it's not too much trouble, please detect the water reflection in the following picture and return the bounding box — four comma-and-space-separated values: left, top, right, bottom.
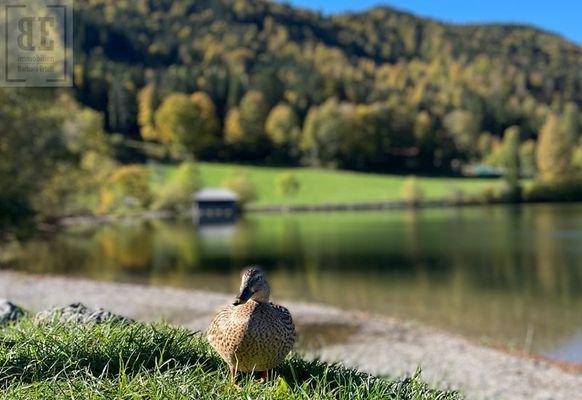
9, 204, 582, 362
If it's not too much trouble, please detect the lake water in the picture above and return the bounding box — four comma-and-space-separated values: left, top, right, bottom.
7, 204, 582, 363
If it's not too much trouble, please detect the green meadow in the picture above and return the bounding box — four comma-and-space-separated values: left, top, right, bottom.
161, 163, 504, 206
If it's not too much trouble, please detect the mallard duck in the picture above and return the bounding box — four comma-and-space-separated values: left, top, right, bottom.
207, 267, 295, 383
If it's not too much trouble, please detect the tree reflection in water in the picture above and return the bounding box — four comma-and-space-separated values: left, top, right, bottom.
11, 204, 582, 363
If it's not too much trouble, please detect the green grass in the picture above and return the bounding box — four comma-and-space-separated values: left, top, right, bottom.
164, 163, 503, 206
0, 317, 460, 399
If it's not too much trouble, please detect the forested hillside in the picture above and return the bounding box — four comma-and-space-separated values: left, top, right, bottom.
73, 0, 582, 171
3, 0, 582, 227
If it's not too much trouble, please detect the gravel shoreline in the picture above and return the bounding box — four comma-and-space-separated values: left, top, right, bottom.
0, 271, 580, 400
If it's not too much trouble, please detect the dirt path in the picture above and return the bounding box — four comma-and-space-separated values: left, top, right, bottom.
0, 271, 579, 400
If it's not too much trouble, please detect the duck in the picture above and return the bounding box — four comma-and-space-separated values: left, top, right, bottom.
207, 267, 295, 384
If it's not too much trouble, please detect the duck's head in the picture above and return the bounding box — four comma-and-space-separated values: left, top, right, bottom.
233, 267, 271, 305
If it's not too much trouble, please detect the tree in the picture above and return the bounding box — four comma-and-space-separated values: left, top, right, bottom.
188, 91, 220, 150
501, 126, 521, 200
443, 110, 479, 156
238, 90, 270, 143
536, 113, 573, 182
265, 103, 301, 160
152, 161, 202, 211
561, 102, 580, 145
137, 84, 160, 141
221, 170, 258, 205
414, 111, 436, 168
107, 78, 135, 133
154, 93, 195, 144
0, 89, 67, 222
519, 140, 537, 177
153, 92, 219, 156
224, 108, 244, 143
301, 99, 342, 167
401, 176, 425, 206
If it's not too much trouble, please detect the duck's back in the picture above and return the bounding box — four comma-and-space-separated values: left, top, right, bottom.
207, 300, 295, 372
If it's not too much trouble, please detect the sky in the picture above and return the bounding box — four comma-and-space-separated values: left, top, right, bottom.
279, 0, 582, 44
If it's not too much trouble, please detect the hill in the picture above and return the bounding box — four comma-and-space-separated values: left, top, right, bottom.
73, 0, 582, 171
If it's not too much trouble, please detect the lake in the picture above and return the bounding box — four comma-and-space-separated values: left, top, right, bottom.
6, 204, 582, 363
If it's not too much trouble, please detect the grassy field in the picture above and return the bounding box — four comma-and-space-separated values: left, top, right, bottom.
0, 317, 459, 399
162, 163, 503, 206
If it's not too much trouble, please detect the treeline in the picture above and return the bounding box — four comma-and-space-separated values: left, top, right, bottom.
72, 0, 582, 172
3, 0, 582, 228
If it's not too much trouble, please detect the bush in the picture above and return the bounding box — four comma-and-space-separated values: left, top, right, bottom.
400, 176, 424, 206
34, 166, 96, 219
448, 186, 466, 205
152, 162, 202, 212
477, 185, 498, 204
497, 181, 522, 203
276, 172, 301, 197
524, 179, 582, 202
99, 165, 152, 214
33, 153, 117, 219
221, 170, 258, 205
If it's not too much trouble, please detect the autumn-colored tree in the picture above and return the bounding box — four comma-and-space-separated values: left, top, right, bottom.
153, 92, 218, 156
301, 98, 350, 168
265, 103, 300, 146
137, 84, 160, 140
265, 103, 301, 161
443, 110, 479, 156
536, 113, 573, 182
154, 94, 195, 144
501, 126, 521, 200
224, 108, 244, 143
414, 111, 436, 168
221, 170, 258, 205
238, 90, 270, 142
187, 91, 220, 149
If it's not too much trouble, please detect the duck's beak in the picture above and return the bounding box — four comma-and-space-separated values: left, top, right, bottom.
233, 287, 253, 306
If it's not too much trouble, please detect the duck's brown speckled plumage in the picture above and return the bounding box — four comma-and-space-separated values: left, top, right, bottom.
207, 268, 295, 374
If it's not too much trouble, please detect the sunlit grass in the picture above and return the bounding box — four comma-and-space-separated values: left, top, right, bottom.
0, 317, 460, 399
188, 163, 503, 206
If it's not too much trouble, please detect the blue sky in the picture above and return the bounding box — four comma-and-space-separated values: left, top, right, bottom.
279, 0, 582, 44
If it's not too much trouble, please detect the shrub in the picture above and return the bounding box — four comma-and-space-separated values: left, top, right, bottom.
99, 165, 152, 213
276, 173, 301, 197
448, 186, 466, 205
400, 176, 424, 206
477, 185, 498, 204
33, 165, 96, 219
497, 181, 522, 203
221, 170, 258, 205
524, 179, 582, 202
34, 153, 117, 219
152, 162, 201, 212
